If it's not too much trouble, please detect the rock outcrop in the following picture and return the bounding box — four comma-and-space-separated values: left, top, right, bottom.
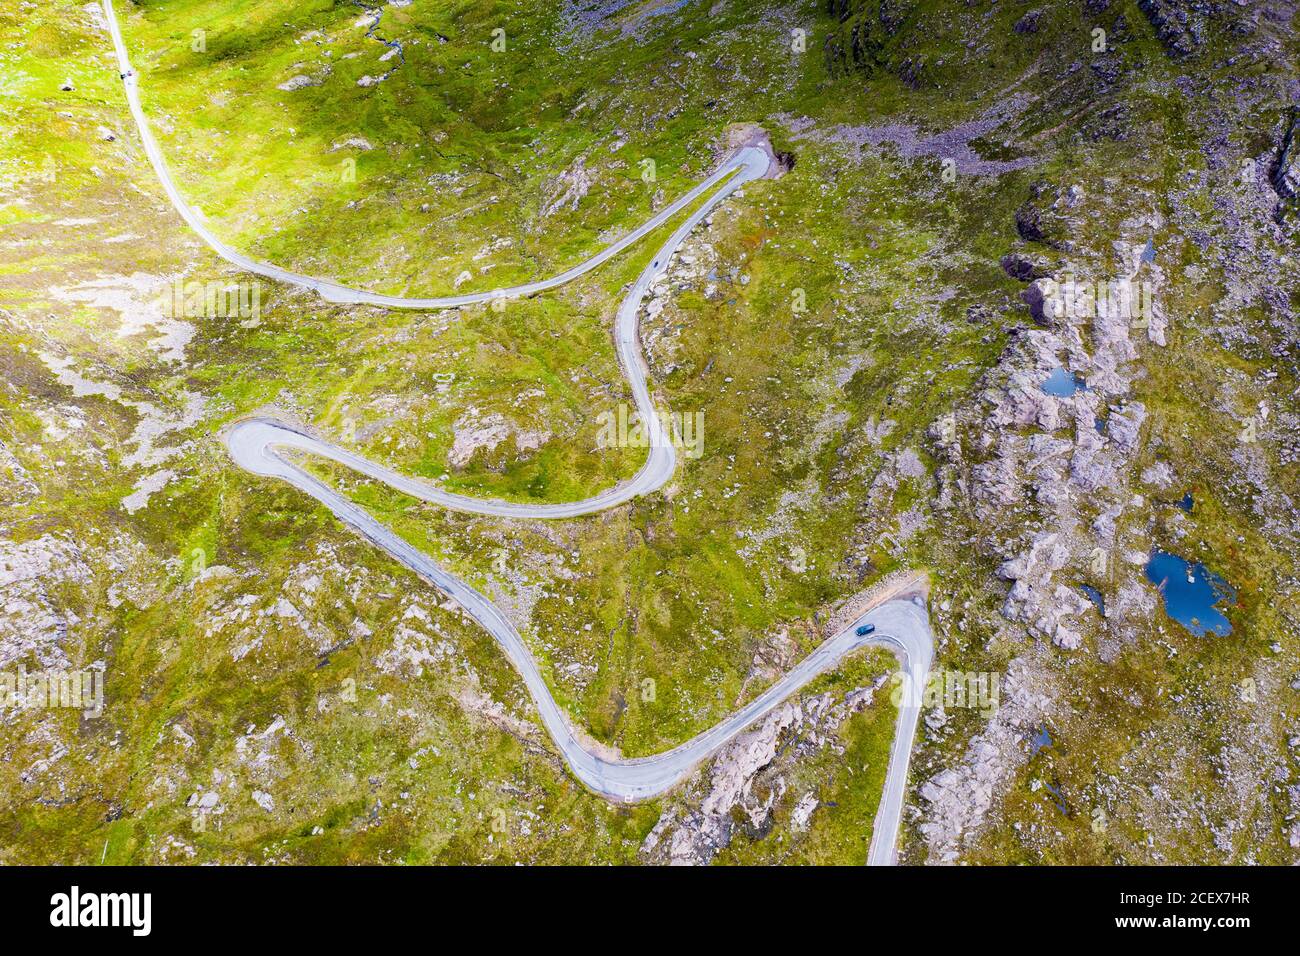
1274, 112, 1300, 203
540, 155, 594, 217
641, 677, 886, 865
918, 657, 1055, 863
0, 535, 92, 670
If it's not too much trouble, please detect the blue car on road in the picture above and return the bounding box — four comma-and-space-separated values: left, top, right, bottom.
855, 623, 876, 636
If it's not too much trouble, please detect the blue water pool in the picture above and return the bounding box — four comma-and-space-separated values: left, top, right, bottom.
1042, 366, 1085, 397
1080, 584, 1105, 615
1030, 724, 1053, 755
1144, 550, 1234, 637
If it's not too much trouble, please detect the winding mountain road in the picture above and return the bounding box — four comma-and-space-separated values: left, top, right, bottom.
103, 0, 934, 865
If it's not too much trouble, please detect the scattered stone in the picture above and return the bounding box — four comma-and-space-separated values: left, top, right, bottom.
1001, 252, 1049, 282
277, 74, 320, 92
1137, 0, 1206, 58
1013, 9, 1042, 34
448, 411, 549, 468
329, 136, 374, 152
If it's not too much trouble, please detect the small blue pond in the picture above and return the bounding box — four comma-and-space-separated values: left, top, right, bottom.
1177, 493, 1194, 512
1080, 584, 1105, 615
1144, 550, 1234, 637
1030, 724, 1053, 755
1042, 366, 1086, 397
